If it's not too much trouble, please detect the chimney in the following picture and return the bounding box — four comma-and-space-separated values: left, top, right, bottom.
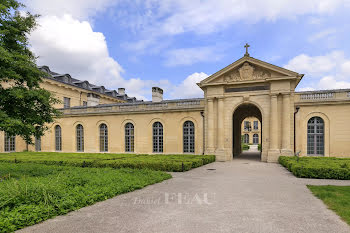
118, 88, 125, 95
152, 87, 163, 102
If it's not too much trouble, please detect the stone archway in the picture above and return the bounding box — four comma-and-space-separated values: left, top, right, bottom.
232, 103, 262, 158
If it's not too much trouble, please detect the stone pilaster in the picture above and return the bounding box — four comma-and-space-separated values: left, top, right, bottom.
281, 93, 293, 156
215, 97, 225, 159
268, 94, 280, 162
206, 98, 215, 153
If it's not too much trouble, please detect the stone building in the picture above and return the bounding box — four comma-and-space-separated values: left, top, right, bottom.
241, 117, 261, 145
1, 48, 350, 162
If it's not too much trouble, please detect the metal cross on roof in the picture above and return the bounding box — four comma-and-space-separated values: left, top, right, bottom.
244, 43, 250, 57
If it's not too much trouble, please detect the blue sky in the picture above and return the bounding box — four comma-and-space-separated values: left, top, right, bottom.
23, 0, 350, 100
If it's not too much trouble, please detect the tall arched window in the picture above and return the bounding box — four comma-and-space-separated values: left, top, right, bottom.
76, 124, 84, 152
183, 121, 195, 153
253, 134, 259, 144
243, 134, 249, 144
307, 117, 324, 156
55, 125, 62, 151
153, 122, 163, 153
4, 132, 15, 152
99, 124, 108, 152
125, 123, 134, 152
35, 136, 41, 152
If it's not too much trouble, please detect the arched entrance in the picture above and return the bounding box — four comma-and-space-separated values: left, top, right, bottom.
232, 103, 262, 160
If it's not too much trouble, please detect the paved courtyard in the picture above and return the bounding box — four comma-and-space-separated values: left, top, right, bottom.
19, 152, 350, 233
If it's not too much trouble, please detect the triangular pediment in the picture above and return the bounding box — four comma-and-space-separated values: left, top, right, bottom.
198, 56, 303, 87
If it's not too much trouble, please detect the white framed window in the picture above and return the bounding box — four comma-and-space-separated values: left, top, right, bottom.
4, 132, 15, 152
253, 121, 258, 130
63, 97, 71, 108
55, 125, 62, 151
307, 117, 324, 156
244, 121, 251, 131
253, 134, 259, 144
153, 122, 163, 153
35, 136, 41, 152
99, 124, 108, 152
125, 123, 134, 152
183, 121, 195, 153
76, 124, 84, 152
243, 134, 249, 144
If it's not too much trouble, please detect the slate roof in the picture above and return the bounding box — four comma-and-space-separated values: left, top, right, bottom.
39, 66, 141, 103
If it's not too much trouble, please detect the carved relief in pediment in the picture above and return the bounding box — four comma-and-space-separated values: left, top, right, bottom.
223, 62, 271, 83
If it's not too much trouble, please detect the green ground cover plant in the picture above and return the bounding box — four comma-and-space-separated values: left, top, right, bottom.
241, 144, 250, 151
308, 185, 350, 225
0, 152, 215, 172
279, 156, 350, 179
0, 162, 171, 232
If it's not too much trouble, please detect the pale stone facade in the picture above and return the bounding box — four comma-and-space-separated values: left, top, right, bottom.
241, 117, 261, 144
1, 53, 350, 162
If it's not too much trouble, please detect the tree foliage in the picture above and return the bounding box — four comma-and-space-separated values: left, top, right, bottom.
0, 0, 60, 145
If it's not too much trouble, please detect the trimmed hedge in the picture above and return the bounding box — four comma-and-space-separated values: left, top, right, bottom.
279, 156, 350, 179
0, 152, 216, 172
242, 144, 250, 151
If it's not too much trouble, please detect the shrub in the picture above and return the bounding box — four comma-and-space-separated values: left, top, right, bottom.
0, 152, 216, 172
279, 156, 350, 180
242, 144, 250, 151
258, 144, 262, 151
0, 163, 171, 232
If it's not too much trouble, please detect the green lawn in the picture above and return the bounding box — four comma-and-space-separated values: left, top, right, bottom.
0, 152, 216, 172
0, 162, 171, 232
308, 185, 350, 225
279, 156, 350, 179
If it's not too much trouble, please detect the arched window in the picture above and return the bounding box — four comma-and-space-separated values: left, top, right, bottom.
183, 121, 195, 153
253, 134, 259, 144
125, 123, 134, 152
4, 132, 15, 152
55, 125, 62, 151
99, 124, 108, 152
307, 117, 324, 156
76, 124, 84, 152
243, 134, 249, 144
35, 136, 41, 152
153, 122, 163, 153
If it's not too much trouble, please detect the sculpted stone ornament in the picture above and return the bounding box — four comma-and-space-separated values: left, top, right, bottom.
239, 62, 254, 80
224, 62, 271, 83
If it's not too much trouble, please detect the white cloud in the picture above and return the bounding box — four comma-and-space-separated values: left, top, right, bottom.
318, 76, 350, 90
170, 72, 208, 98
23, 0, 116, 19
307, 29, 336, 42
122, 0, 350, 51
285, 51, 350, 91
165, 47, 223, 66
29, 14, 155, 99
284, 51, 345, 76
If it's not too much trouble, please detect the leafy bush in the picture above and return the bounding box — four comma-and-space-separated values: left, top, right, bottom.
0, 163, 171, 232
258, 144, 261, 151
242, 144, 250, 151
279, 156, 350, 179
0, 152, 216, 172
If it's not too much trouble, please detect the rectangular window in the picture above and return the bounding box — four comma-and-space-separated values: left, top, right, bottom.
254, 121, 258, 130
63, 97, 71, 108
4, 132, 15, 152
83, 101, 87, 107
244, 121, 251, 131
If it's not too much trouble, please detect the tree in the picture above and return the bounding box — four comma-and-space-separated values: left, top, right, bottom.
0, 0, 60, 145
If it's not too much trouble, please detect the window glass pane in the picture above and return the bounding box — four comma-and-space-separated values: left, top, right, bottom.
307, 117, 324, 156
55, 126, 62, 151
153, 122, 163, 153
